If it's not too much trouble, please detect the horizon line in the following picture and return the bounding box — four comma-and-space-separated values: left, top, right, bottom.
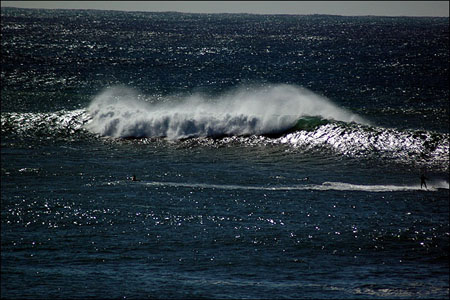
2, 5, 448, 18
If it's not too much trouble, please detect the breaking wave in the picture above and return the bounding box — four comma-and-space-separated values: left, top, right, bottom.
85, 84, 367, 139
1, 84, 448, 172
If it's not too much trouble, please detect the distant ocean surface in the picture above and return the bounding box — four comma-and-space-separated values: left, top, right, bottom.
1, 7, 449, 299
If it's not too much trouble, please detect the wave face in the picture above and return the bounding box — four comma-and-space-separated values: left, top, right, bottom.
276, 123, 449, 166
85, 84, 367, 139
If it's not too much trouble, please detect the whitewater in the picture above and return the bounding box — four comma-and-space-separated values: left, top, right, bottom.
136, 180, 449, 192
85, 84, 368, 139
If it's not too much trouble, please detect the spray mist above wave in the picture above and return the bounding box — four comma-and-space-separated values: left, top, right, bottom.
85, 84, 367, 139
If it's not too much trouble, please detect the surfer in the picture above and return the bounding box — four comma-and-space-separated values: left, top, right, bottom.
131, 174, 138, 181
420, 174, 428, 189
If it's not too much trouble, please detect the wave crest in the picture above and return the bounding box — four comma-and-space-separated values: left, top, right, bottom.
85, 84, 367, 139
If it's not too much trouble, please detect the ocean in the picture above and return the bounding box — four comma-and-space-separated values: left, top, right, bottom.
1, 7, 449, 299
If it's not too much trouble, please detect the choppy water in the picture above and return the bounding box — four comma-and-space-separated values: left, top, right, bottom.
1, 7, 449, 299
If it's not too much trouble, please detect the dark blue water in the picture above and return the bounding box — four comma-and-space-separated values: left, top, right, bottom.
1, 8, 449, 299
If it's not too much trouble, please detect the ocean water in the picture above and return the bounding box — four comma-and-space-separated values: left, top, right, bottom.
1, 7, 449, 299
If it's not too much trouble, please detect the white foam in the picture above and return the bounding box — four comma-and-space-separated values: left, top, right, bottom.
429, 180, 449, 190
140, 180, 439, 192
85, 84, 367, 139
319, 181, 438, 192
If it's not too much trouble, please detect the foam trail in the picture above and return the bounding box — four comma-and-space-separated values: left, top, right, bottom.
429, 180, 449, 190
85, 84, 367, 139
140, 181, 440, 192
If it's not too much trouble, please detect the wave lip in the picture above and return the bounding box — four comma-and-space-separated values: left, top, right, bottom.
85, 84, 367, 139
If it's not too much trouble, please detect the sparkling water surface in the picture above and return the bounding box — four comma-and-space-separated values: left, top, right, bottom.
1, 7, 449, 299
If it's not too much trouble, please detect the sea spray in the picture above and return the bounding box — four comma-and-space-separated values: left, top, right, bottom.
85, 84, 367, 139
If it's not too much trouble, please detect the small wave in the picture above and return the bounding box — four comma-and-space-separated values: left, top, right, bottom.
85, 84, 367, 139
276, 122, 449, 170
1, 109, 91, 138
